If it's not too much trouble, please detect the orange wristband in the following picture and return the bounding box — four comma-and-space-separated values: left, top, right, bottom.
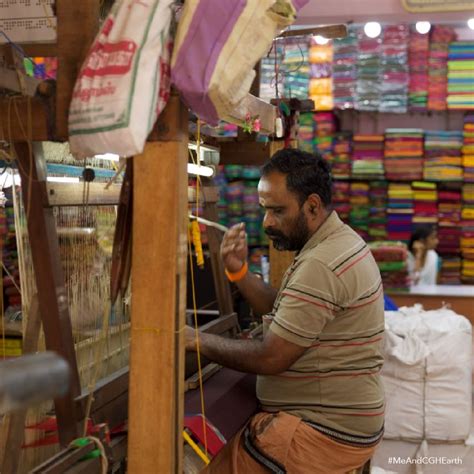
225, 261, 248, 282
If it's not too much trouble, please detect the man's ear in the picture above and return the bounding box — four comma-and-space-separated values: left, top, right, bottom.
306, 194, 322, 215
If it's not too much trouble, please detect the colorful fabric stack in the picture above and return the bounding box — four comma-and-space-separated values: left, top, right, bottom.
423, 131, 464, 181
411, 181, 438, 226
379, 24, 409, 113
309, 38, 333, 110
355, 28, 381, 111
369, 241, 409, 292
461, 183, 474, 283
369, 181, 388, 241
428, 26, 456, 111
3, 204, 21, 309
408, 29, 430, 111
330, 132, 352, 179
332, 26, 358, 110
298, 112, 315, 153
447, 41, 474, 110
384, 129, 424, 181
351, 135, 385, 179
387, 183, 413, 243
463, 113, 474, 182
242, 170, 262, 246
437, 184, 462, 283
259, 42, 284, 102
224, 167, 244, 228
282, 37, 311, 99
214, 166, 228, 227
349, 182, 370, 240
333, 181, 351, 223
313, 112, 336, 161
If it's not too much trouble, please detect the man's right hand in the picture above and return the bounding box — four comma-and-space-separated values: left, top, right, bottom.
221, 223, 248, 273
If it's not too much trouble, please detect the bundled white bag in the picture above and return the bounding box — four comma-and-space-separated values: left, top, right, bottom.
382, 305, 472, 441
69, 0, 174, 158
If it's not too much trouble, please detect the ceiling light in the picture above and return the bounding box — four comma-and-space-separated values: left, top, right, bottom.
187, 163, 215, 178
415, 21, 431, 34
314, 35, 329, 45
468, 18, 474, 30
364, 22, 381, 39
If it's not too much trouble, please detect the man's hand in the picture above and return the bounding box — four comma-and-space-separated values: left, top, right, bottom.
185, 326, 198, 352
221, 223, 248, 273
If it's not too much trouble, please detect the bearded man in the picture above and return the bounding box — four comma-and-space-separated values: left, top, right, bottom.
185, 148, 385, 474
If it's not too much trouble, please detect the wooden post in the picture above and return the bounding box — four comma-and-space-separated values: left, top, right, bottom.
1, 295, 41, 474
15, 142, 80, 446
128, 95, 188, 473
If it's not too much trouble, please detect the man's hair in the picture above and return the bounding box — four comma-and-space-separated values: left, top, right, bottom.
261, 148, 332, 207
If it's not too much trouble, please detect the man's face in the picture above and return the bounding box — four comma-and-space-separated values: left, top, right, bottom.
258, 172, 311, 252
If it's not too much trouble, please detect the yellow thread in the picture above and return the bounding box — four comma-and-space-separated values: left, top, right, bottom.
187, 237, 208, 455
191, 220, 204, 268
182, 430, 210, 465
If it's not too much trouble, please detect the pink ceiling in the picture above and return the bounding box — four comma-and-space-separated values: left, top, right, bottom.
295, 0, 474, 25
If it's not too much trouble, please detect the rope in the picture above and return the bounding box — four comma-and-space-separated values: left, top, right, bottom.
69, 436, 108, 474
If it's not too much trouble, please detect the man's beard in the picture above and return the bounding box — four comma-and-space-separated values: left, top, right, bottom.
265, 210, 310, 252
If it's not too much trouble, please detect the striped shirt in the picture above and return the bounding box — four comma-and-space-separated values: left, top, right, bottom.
257, 211, 385, 445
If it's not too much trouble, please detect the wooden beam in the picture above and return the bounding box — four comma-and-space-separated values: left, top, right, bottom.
0, 43, 58, 58
128, 95, 188, 473
55, 0, 100, 139
47, 182, 122, 206
280, 24, 347, 39
15, 142, 80, 446
220, 139, 285, 165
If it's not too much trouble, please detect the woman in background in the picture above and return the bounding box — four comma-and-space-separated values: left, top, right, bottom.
407, 225, 440, 286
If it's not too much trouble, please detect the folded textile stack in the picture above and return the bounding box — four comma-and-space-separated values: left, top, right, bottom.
332, 26, 358, 110
424, 130, 464, 181
214, 166, 228, 227
369, 181, 388, 241
408, 28, 430, 111
463, 113, 474, 182
243, 177, 262, 246
3, 206, 21, 309
461, 183, 474, 284
309, 38, 333, 111
333, 181, 351, 223
387, 183, 413, 243
224, 169, 244, 228
379, 24, 409, 113
355, 28, 381, 111
412, 181, 438, 226
428, 26, 456, 111
447, 41, 474, 110
352, 134, 385, 179
298, 112, 315, 153
259, 42, 284, 102
349, 182, 370, 240
282, 37, 311, 99
438, 185, 463, 283
369, 241, 409, 292
384, 128, 424, 180
331, 132, 352, 179
313, 112, 336, 162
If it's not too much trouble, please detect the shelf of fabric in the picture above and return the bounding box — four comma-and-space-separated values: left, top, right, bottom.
461, 183, 474, 284
332, 26, 358, 110
387, 183, 413, 243
408, 28, 430, 111
384, 128, 424, 181
369, 181, 388, 241
463, 113, 474, 182
309, 39, 333, 111
351, 134, 385, 180
379, 24, 409, 113
349, 181, 370, 240
423, 130, 463, 181
447, 41, 474, 111
428, 26, 456, 111
369, 241, 410, 292
330, 132, 352, 179
282, 37, 311, 100
332, 181, 351, 223
259, 42, 284, 103
412, 181, 438, 226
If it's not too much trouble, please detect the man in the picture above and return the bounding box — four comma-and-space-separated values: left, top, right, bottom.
186, 148, 384, 473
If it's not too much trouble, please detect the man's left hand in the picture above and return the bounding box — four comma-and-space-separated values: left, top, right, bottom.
185, 326, 198, 352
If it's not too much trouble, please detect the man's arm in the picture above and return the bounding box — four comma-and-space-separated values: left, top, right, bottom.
185, 326, 305, 375
221, 223, 278, 315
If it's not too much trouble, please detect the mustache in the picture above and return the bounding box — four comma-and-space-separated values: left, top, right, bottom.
265, 229, 286, 238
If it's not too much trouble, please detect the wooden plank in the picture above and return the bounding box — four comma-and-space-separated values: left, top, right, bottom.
220, 140, 285, 165
0, 43, 58, 58
1, 294, 41, 474
128, 96, 188, 474
280, 24, 347, 39
15, 142, 80, 446
55, 0, 100, 139
187, 186, 219, 204
47, 182, 122, 207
